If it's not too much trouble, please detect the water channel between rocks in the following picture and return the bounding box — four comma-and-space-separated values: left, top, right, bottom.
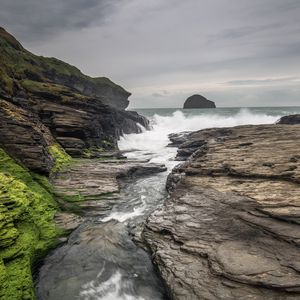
36, 108, 289, 300
36, 146, 178, 300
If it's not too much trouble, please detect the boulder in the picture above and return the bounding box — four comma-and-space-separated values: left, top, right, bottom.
277, 114, 300, 125
183, 94, 216, 109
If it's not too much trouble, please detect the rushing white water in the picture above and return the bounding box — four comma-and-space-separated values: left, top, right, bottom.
80, 107, 299, 300
80, 266, 145, 300
119, 108, 282, 164
101, 195, 147, 223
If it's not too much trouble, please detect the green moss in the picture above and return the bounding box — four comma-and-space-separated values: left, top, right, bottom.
0, 27, 129, 106
0, 99, 26, 121
0, 148, 61, 300
82, 148, 92, 159
48, 144, 72, 174
101, 139, 114, 149
92, 77, 127, 94
56, 192, 85, 203
82, 147, 105, 158
0, 67, 13, 95
20, 80, 86, 101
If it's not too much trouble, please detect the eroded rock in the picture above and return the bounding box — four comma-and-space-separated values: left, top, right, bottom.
143, 124, 300, 299
277, 114, 300, 125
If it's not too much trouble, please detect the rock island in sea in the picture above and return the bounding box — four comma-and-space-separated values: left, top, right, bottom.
183, 94, 216, 109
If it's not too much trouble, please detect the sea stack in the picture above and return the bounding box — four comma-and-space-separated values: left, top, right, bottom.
183, 94, 216, 109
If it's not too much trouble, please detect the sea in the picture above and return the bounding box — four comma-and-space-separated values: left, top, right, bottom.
119, 106, 300, 164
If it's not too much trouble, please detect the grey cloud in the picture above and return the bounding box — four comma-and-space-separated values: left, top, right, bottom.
223, 77, 300, 86
152, 90, 170, 97
208, 23, 283, 42
0, 0, 121, 40
1, 0, 300, 107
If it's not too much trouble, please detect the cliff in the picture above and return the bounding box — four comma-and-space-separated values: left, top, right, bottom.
0, 27, 130, 109
0, 27, 149, 299
183, 94, 216, 109
143, 124, 300, 299
0, 27, 149, 175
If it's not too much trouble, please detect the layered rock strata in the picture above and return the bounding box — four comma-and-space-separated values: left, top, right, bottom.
0, 27, 149, 174
0, 27, 150, 299
143, 124, 300, 299
36, 158, 167, 300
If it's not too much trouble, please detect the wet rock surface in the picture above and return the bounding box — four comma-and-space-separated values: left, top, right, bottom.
37, 221, 167, 300
143, 124, 300, 299
167, 132, 192, 147
52, 158, 167, 217
277, 114, 300, 125
36, 158, 168, 300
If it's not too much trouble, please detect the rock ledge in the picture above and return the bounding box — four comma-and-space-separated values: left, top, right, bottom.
143, 124, 300, 299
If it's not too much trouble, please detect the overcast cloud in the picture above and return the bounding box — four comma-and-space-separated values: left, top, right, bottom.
1, 0, 300, 107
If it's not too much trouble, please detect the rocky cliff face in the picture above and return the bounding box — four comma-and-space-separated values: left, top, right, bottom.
183, 94, 216, 109
0, 27, 149, 174
0, 27, 149, 299
143, 124, 300, 299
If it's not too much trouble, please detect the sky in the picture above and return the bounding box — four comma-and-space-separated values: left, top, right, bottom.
1, 0, 300, 108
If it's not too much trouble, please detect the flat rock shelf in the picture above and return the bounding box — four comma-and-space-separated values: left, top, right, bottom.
142, 124, 300, 300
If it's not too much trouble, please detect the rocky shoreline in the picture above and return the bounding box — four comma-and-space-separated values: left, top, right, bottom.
0, 27, 152, 299
142, 122, 300, 299
36, 158, 167, 300
1, 25, 300, 300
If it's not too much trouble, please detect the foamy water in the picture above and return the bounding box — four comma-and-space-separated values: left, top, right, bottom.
80, 267, 145, 300
83, 107, 299, 300
119, 108, 284, 164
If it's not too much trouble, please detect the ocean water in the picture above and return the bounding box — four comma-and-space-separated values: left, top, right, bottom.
119, 106, 300, 164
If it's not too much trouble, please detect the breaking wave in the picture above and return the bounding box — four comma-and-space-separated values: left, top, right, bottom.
118, 108, 281, 163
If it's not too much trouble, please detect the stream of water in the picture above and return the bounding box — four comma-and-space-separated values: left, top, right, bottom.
36, 107, 300, 300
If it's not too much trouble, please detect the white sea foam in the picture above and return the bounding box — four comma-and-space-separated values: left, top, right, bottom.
118, 108, 281, 164
101, 202, 146, 223
80, 269, 145, 300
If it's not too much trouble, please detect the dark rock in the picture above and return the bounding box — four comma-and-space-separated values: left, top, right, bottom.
167, 131, 192, 147
143, 124, 300, 299
36, 221, 166, 300
277, 114, 300, 125
183, 94, 216, 109
0, 27, 149, 171
36, 158, 168, 300
0, 99, 55, 174
173, 127, 232, 161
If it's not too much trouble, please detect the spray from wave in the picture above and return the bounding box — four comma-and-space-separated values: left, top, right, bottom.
118, 108, 281, 163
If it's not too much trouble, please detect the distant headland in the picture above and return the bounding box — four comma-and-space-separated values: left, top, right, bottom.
183, 94, 216, 109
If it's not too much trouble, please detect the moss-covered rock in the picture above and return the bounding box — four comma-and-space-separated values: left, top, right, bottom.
0, 148, 61, 300
48, 144, 72, 174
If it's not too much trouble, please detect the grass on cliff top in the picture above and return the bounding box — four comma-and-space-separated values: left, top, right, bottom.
0, 27, 128, 99
0, 148, 62, 300
20, 80, 89, 102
